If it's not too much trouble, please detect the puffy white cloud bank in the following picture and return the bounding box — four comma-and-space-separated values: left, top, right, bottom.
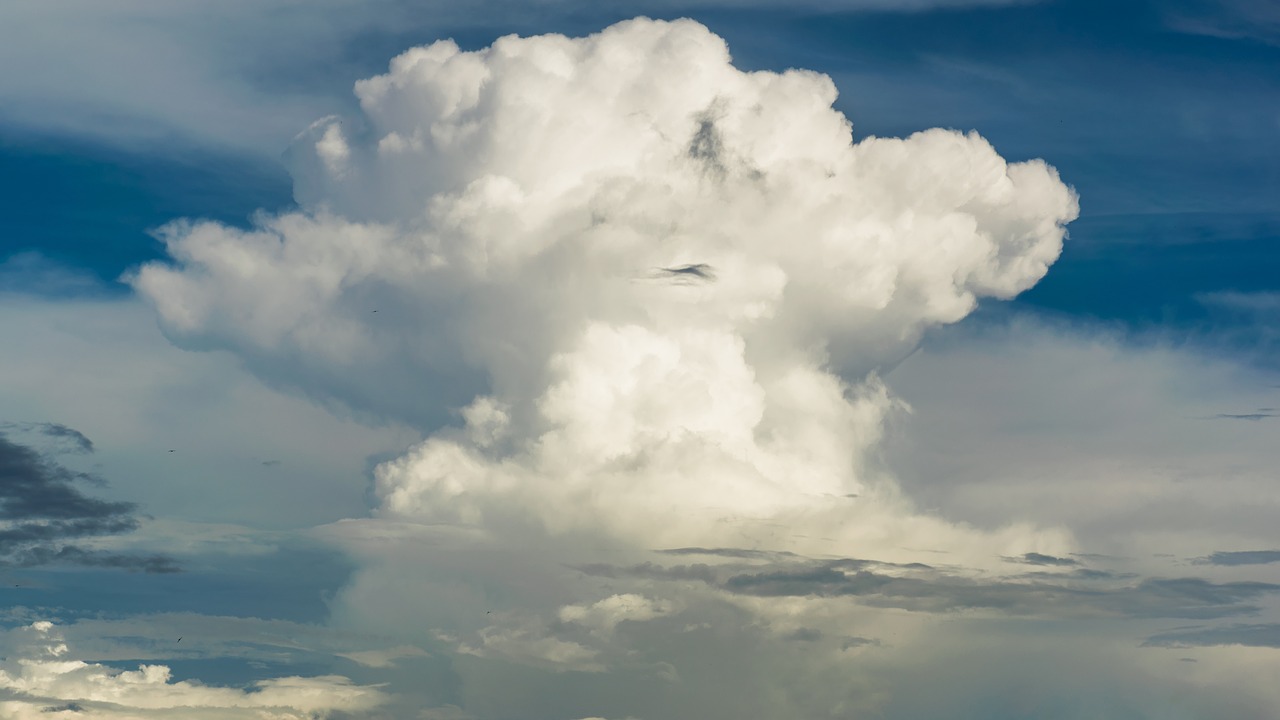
126, 16, 1133, 718
0, 621, 385, 719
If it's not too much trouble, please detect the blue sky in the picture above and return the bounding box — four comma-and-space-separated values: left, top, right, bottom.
1, 1, 1278, 718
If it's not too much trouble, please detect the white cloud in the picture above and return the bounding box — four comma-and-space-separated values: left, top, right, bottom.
0, 621, 386, 719
134, 17, 1078, 568
558, 594, 674, 636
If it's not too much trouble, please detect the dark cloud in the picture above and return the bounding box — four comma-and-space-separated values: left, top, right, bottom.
1211, 412, 1277, 421
0, 421, 94, 453
658, 546, 798, 561
1197, 550, 1280, 566
1012, 552, 1079, 567
0, 516, 138, 543
0, 429, 178, 573
655, 264, 716, 282
573, 561, 720, 585
1017, 568, 1131, 581
688, 110, 726, 176
725, 566, 1280, 619
10, 545, 180, 574
582, 556, 1280, 620
0, 437, 131, 521
1144, 623, 1280, 649
784, 627, 823, 642
781, 627, 878, 649
32, 423, 95, 453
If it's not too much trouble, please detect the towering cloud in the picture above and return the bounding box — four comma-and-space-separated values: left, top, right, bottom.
132, 17, 1080, 716
135, 17, 1075, 552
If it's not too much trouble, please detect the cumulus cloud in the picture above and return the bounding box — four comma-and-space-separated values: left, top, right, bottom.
130, 16, 1090, 718
135, 17, 1077, 565
0, 621, 386, 719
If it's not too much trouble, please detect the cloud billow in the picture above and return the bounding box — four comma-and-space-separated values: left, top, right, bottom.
132, 17, 1085, 718
134, 16, 1077, 557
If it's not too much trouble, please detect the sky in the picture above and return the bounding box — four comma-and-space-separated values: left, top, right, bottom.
0, 0, 1277, 718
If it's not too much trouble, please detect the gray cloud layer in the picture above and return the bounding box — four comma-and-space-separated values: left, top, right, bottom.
582, 553, 1280, 620
1199, 550, 1280, 566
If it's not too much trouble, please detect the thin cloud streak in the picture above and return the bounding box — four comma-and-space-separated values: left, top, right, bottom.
1198, 550, 1280, 566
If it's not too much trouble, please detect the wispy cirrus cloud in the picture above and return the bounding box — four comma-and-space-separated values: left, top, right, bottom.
583, 553, 1280, 619
1163, 0, 1280, 45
